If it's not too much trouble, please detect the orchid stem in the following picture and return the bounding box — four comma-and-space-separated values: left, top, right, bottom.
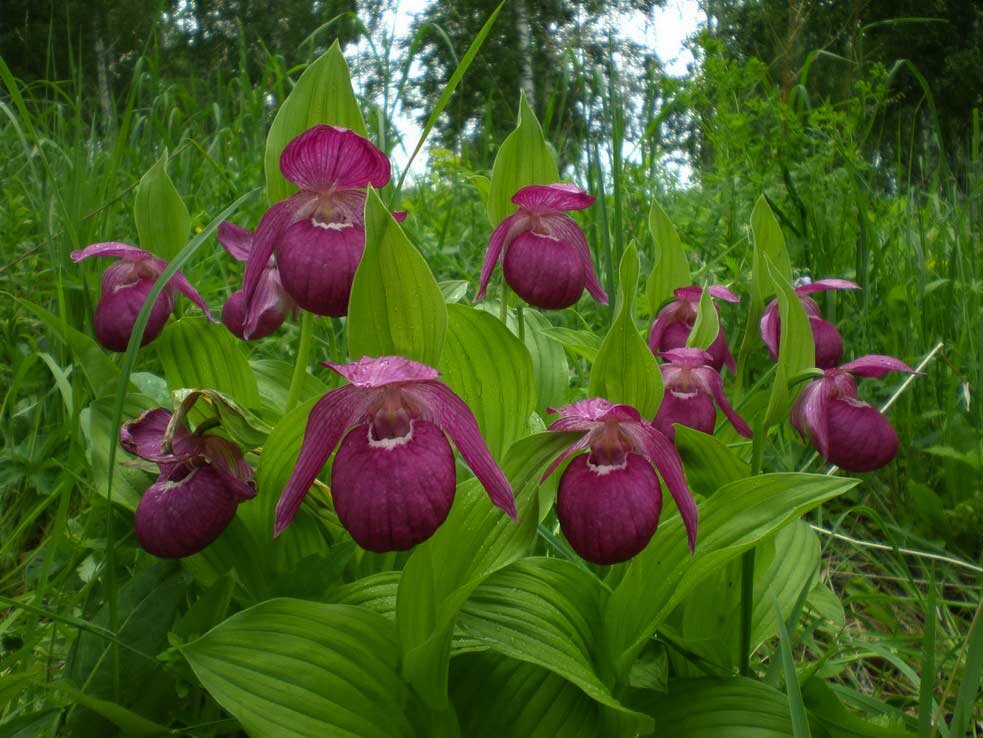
739, 418, 766, 676
286, 311, 314, 413
500, 283, 510, 326
517, 303, 525, 343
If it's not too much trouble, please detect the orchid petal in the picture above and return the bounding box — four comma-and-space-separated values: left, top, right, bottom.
672, 286, 704, 303
840, 354, 918, 378
511, 183, 595, 212
324, 355, 440, 388
402, 382, 516, 519
476, 212, 525, 302
242, 192, 313, 307
71, 242, 153, 262
547, 213, 608, 304
710, 323, 738, 374
633, 424, 698, 552
546, 398, 642, 429
759, 300, 781, 361
699, 367, 753, 438
201, 436, 258, 501
795, 278, 860, 295
228, 268, 291, 340
658, 347, 714, 369
824, 398, 899, 472
391, 210, 408, 222
119, 407, 198, 462
794, 378, 833, 458
279, 125, 390, 191
540, 432, 593, 482
707, 285, 741, 303
274, 385, 372, 535
147, 258, 215, 321
217, 221, 254, 261
809, 316, 845, 370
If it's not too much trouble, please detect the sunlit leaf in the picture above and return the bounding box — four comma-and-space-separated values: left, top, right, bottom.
133, 151, 190, 261
645, 199, 691, 316
685, 285, 720, 350
763, 256, 814, 427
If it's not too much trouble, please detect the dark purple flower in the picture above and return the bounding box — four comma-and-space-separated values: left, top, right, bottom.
476, 183, 608, 310
791, 355, 917, 472
241, 125, 391, 334
274, 356, 515, 552
760, 278, 860, 369
120, 408, 256, 558
653, 348, 753, 441
543, 398, 697, 564
648, 285, 740, 373
217, 221, 296, 340
71, 243, 213, 352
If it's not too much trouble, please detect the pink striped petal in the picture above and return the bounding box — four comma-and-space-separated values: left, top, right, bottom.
547, 213, 608, 305
709, 324, 737, 374
217, 221, 254, 261
324, 355, 440, 388
547, 398, 642, 430
791, 378, 833, 458
760, 300, 781, 361
658, 347, 714, 369
242, 192, 313, 307
71, 242, 152, 262
840, 354, 918, 378
119, 407, 199, 462
540, 432, 593, 482
795, 278, 860, 295
476, 212, 526, 302
809, 316, 845, 370
274, 385, 372, 535
511, 183, 595, 212
279, 125, 390, 191
707, 285, 741, 303
698, 367, 753, 438
148, 258, 214, 321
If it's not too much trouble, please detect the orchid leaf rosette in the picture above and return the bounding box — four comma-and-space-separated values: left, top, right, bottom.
274, 356, 516, 552
792, 354, 917, 471
542, 398, 697, 565
240, 125, 390, 335
476, 183, 608, 310
71, 243, 213, 351
649, 285, 740, 373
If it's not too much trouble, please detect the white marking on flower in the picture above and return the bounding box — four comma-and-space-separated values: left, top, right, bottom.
368, 423, 414, 450
311, 218, 354, 231
586, 458, 628, 475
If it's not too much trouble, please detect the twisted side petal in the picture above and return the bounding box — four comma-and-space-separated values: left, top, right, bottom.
503, 230, 585, 310
697, 366, 753, 438
224, 268, 292, 340
840, 355, 918, 378
760, 299, 781, 362
217, 221, 254, 261
708, 321, 737, 374
795, 278, 860, 295
706, 284, 741, 303
546, 398, 641, 430
242, 193, 314, 310
146, 258, 214, 321
274, 384, 373, 535
791, 378, 833, 458
548, 213, 608, 305
324, 355, 440, 388
402, 382, 516, 519
511, 183, 595, 212
120, 407, 197, 461
475, 212, 525, 302
71, 242, 153, 262
823, 398, 899, 472
279, 125, 390, 191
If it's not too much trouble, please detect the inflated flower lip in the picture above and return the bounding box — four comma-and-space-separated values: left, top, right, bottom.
649, 285, 740, 373
274, 355, 515, 552
543, 398, 697, 564
475, 183, 608, 310
791, 355, 918, 472
241, 125, 391, 333
653, 347, 753, 441
71, 243, 213, 352
120, 407, 255, 558
217, 221, 296, 340
761, 278, 859, 369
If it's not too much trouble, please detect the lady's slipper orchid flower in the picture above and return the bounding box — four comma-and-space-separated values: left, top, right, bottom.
71, 243, 213, 352
791, 355, 917, 472
120, 408, 256, 558
217, 221, 295, 340
760, 278, 859, 369
274, 356, 515, 552
653, 348, 753, 441
241, 125, 391, 333
648, 285, 740, 373
475, 183, 608, 310
543, 398, 697, 565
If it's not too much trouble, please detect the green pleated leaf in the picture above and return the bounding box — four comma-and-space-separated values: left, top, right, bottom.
264, 40, 368, 204
348, 187, 448, 366
438, 303, 535, 459
801, 679, 913, 738
673, 426, 750, 499
763, 256, 815, 428
685, 285, 720, 350
157, 317, 260, 409
331, 571, 401, 620
251, 358, 328, 419
603, 473, 858, 678
451, 653, 643, 738
589, 242, 663, 417
397, 431, 578, 709
133, 152, 190, 261
182, 599, 416, 738
542, 326, 603, 362
169, 388, 271, 447
751, 522, 820, 647
486, 91, 559, 226
645, 199, 691, 316
43, 682, 170, 737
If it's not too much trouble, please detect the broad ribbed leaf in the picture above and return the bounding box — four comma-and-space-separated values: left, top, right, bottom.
157, 317, 260, 408
685, 285, 720, 350
134, 152, 190, 261
673, 426, 750, 499
438, 303, 535, 459
542, 326, 603, 362
603, 473, 858, 678
764, 257, 815, 427
749, 196, 793, 311
486, 92, 559, 226
182, 599, 416, 738
589, 242, 663, 417
348, 187, 447, 366
264, 41, 368, 203
645, 199, 691, 315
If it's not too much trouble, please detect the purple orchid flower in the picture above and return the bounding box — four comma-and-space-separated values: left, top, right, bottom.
648, 285, 740, 373
760, 278, 860, 369
791, 355, 917, 472
542, 398, 697, 565
653, 348, 753, 441
120, 408, 256, 558
71, 243, 213, 352
217, 221, 296, 340
274, 355, 515, 552
476, 183, 608, 310
241, 125, 391, 335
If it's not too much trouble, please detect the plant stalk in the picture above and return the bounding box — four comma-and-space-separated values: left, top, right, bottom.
286, 311, 315, 412
739, 418, 767, 676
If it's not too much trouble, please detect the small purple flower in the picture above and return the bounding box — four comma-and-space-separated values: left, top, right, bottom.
653, 348, 753, 441
71, 243, 213, 352
274, 356, 515, 552
791, 355, 917, 472
241, 125, 391, 334
476, 183, 608, 310
120, 408, 256, 558
648, 285, 740, 373
217, 221, 296, 340
542, 398, 697, 565
760, 278, 859, 369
